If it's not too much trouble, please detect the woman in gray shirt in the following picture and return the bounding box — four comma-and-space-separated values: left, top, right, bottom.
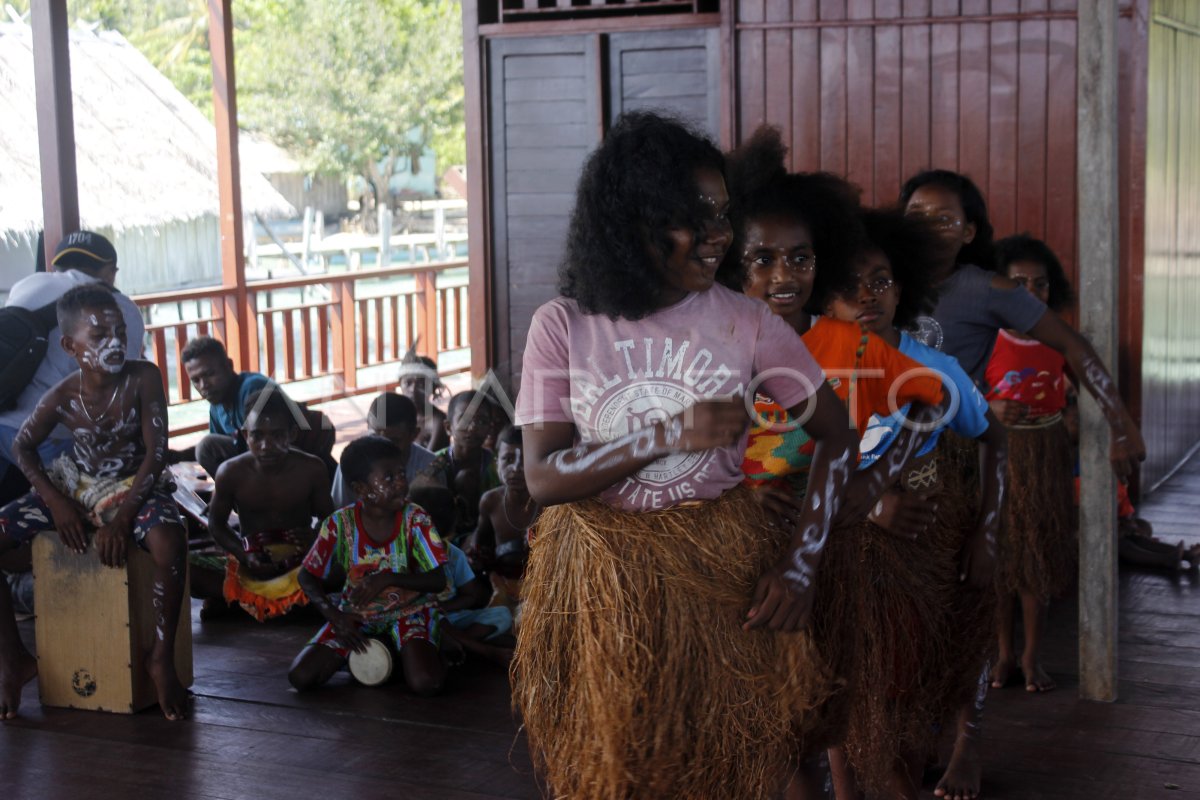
900, 169, 1144, 800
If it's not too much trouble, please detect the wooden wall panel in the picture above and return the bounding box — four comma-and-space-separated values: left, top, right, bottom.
730, 0, 1167, 486
488, 37, 601, 386
485, 27, 720, 393
1141, 0, 1200, 489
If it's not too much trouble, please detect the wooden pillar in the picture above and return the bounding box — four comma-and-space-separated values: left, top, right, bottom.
461, 0, 493, 380
1077, 0, 1120, 703
207, 0, 256, 372
31, 0, 80, 265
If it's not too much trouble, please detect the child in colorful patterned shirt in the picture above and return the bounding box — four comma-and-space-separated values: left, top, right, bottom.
288, 435, 449, 695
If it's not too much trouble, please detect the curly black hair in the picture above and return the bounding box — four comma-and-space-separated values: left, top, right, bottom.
855, 209, 941, 330
899, 169, 994, 269
56, 283, 118, 334
559, 111, 725, 320
341, 435, 403, 488
993, 234, 1073, 311
180, 335, 229, 365
718, 126, 865, 315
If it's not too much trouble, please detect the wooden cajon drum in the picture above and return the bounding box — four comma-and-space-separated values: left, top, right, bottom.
31, 535, 193, 713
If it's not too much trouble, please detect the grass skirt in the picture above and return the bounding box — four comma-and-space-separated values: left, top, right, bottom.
809, 452, 969, 794
511, 487, 834, 799
932, 432, 998, 710
997, 419, 1076, 601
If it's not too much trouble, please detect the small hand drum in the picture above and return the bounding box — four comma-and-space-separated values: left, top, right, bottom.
348, 638, 394, 686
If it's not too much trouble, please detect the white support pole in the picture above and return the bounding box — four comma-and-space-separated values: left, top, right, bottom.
1076, 0, 1120, 703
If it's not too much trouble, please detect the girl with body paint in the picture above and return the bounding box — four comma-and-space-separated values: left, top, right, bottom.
821, 208, 1009, 800
719, 128, 949, 799
0, 284, 188, 721
510, 112, 860, 799
900, 170, 1145, 800
985, 235, 1078, 695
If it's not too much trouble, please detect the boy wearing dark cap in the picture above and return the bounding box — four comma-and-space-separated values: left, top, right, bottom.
0, 231, 143, 487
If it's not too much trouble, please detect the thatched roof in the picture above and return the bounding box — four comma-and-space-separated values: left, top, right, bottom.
0, 23, 295, 241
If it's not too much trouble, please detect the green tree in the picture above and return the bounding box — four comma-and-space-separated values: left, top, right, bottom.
236, 0, 464, 206
11, 0, 465, 200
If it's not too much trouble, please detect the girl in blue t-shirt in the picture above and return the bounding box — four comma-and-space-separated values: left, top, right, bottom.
820, 208, 1008, 800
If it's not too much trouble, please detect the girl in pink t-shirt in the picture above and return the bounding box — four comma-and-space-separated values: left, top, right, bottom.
511, 112, 859, 800
985, 235, 1077, 697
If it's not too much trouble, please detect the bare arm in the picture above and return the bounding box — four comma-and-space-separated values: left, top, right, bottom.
746, 382, 858, 631
470, 491, 498, 553
298, 567, 368, 654
206, 463, 249, 561
441, 575, 489, 613
959, 408, 1007, 588
13, 385, 88, 552
837, 403, 941, 526
1025, 309, 1144, 479
523, 396, 751, 507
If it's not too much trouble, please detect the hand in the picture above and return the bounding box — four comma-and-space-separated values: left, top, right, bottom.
744, 555, 815, 632
958, 528, 996, 590
752, 487, 805, 534
47, 496, 89, 554
346, 572, 399, 607
989, 398, 1028, 426
330, 609, 369, 654
1109, 416, 1146, 482
868, 489, 936, 541
666, 395, 750, 454
95, 519, 130, 568
240, 550, 282, 579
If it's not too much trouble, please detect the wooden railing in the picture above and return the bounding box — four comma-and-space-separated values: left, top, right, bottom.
134, 260, 470, 434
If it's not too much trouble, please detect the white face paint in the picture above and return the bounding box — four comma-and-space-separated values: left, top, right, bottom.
79, 308, 127, 374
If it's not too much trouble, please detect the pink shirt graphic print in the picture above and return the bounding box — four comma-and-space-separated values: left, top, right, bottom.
514, 284, 825, 511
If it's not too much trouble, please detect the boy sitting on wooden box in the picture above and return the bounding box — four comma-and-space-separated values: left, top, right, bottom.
0, 284, 188, 720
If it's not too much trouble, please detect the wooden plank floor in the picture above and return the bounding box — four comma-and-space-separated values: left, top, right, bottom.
3, 459, 1199, 799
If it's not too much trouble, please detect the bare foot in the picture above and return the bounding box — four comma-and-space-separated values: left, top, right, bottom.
1022, 660, 1056, 693
935, 736, 982, 800
145, 650, 188, 721
990, 656, 1018, 689
0, 651, 38, 720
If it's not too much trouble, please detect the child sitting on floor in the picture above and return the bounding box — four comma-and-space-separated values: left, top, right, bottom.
289, 436, 450, 695
190, 387, 334, 620
470, 425, 537, 621
0, 283, 188, 720
330, 393, 438, 507
397, 344, 450, 453
419, 390, 500, 543
409, 484, 514, 666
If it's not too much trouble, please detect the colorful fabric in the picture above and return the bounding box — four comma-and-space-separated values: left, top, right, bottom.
309, 606, 442, 657
0, 483, 182, 545
743, 320, 943, 487
303, 501, 449, 628
513, 285, 826, 511
985, 329, 1067, 416
860, 331, 991, 467
220, 528, 311, 621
